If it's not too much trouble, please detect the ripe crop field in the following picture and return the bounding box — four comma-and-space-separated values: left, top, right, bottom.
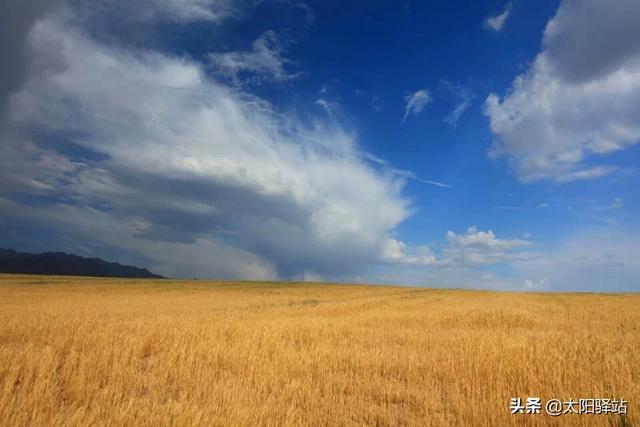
0, 275, 638, 426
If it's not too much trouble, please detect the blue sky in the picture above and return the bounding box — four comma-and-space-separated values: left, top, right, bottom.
1, 0, 639, 291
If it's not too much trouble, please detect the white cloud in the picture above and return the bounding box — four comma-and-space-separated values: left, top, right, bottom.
440, 80, 475, 127
484, 3, 512, 32
523, 277, 550, 290
381, 226, 535, 269
443, 226, 534, 266
402, 89, 431, 122
314, 98, 336, 117
555, 166, 619, 183
386, 168, 452, 188
512, 230, 640, 292
2, 14, 411, 280
143, 0, 235, 22
362, 153, 452, 188
381, 238, 437, 266
373, 228, 640, 292
446, 225, 531, 252
485, 0, 640, 183
67, 0, 239, 26
208, 31, 299, 84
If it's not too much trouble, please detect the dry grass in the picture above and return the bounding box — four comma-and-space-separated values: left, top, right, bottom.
0, 274, 638, 426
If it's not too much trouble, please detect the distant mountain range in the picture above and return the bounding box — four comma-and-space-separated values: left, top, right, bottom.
0, 249, 164, 279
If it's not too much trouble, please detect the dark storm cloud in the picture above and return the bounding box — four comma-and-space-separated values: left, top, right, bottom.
0, 0, 65, 119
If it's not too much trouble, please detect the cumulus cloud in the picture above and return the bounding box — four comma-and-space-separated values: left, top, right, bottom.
402, 89, 431, 122
543, 0, 640, 83
485, 0, 640, 183
446, 226, 530, 251
381, 238, 437, 266
484, 3, 512, 32
380, 226, 535, 268
443, 226, 534, 266
374, 229, 640, 292
1, 11, 410, 280
208, 31, 300, 84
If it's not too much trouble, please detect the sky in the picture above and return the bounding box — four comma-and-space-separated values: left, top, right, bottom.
1, 0, 639, 291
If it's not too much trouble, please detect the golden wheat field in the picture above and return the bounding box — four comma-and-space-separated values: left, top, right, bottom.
0, 275, 638, 426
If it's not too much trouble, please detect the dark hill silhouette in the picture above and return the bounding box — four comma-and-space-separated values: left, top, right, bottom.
0, 249, 164, 279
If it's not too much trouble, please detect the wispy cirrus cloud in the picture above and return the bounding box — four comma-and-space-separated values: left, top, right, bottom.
402, 89, 431, 122
484, 2, 512, 32
362, 153, 452, 188
208, 30, 300, 84
440, 80, 475, 127
314, 98, 337, 117
135, 0, 237, 22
